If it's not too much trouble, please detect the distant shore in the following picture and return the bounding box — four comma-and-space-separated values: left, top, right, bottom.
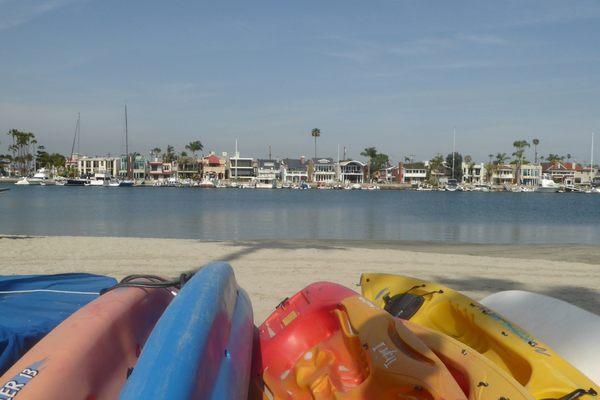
1, 235, 598, 322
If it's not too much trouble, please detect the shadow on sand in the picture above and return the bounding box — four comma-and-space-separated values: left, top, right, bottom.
432, 275, 600, 316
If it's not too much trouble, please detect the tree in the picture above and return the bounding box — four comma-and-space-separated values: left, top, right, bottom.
6, 129, 36, 175
427, 154, 445, 186
151, 147, 161, 160
163, 145, 175, 163
546, 153, 563, 164
445, 152, 463, 181
532, 138, 540, 163
464, 155, 473, 183
360, 147, 377, 180
311, 128, 320, 160
185, 140, 203, 158
512, 140, 530, 184
495, 153, 509, 165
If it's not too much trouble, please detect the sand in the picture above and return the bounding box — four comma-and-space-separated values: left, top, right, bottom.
0, 235, 598, 323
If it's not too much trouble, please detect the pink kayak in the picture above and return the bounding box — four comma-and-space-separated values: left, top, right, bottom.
0, 284, 173, 400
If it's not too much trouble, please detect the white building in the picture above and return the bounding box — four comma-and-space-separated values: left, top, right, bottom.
492, 164, 514, 186
229, 154, 255, 182
462, 162, 486, 185
280, 158, 308, 183
77, 156, 119, 177
256, 159, 279, 186
519, 164, 542, 186
339, 160, 365, 183
312, 158, 337, 183
401, 162, 427, 185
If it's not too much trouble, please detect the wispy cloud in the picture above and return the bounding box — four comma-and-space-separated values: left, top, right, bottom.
0, 0, 87, 31
318, 32, 509, 64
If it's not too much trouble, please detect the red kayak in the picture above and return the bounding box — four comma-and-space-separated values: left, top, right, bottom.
251, 282, 468, 400
0, 284, 173, 400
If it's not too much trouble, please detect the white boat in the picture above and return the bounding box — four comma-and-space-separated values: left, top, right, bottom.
445, 178, 459, 192
15, 169, 54, 185
87, 172, 111, 186
199, 178, 216, 188
15, 177, 30, 185
255, 181, 276, 189
537, 176, 560, 193
482, 290, 600, 385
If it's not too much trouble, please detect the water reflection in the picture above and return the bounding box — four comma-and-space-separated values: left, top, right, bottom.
0, 185, 599, 244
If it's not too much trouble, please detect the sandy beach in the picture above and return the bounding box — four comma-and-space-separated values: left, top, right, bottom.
0, 235, 598, 323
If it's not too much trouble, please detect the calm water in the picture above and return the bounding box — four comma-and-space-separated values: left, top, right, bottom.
1, 184, 599, 244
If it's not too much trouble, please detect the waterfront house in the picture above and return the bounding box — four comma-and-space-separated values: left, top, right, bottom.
177, 156, 201, 181
377, 165, 400, 183
148, 158, 177, 182
519, 164, 542, 186
462, 162, 486, 185
541, 162, 578, 183
491, 164, 514, 186
256, 159, 280, 187
339, 160, 365, 183
311, 158, 337, 183
77, 156, 120, 177
573, 166, 596, 185
118, 154, 147, 180
201, 152, 229, 180
229, 153, 255, 182
399, 162, 427, 185
280, 158, 308, 183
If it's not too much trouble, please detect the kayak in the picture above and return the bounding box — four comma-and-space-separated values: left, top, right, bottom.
251, 282, 469, 400
0, 279, 173, 400
0, 273, 117, 375
119, 262, 254, 399
482, 290, 600, 386
360, 273, 599, 400
404, 320, 534, 400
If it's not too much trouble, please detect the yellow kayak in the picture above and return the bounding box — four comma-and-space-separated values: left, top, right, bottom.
360, 273, 599, 400
404, 320, 535, 400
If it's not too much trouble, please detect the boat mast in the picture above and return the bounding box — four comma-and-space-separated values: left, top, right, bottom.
592, 132, 595, 177
125, 104, 132, 179
452, 127, 456, 180
235, 139, 238, 181
70, 113, 80, 163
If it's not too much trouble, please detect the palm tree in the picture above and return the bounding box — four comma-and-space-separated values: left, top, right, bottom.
428, 154, 445, 186
311, 128, 320, 160
495, 153, 509, 165
360, 147, 377, 181
546, 153, 564, 164
532, 138, 540, 163
512, 140, 530, 184
185, 140, 203, 158
151, 147, 161, 160
163, 145, 175, 163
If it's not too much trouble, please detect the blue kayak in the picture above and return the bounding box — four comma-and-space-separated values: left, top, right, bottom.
119, 262, 254, 399
0, 273, 117, 375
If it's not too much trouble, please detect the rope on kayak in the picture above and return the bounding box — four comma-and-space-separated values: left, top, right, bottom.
550, 388, 597, 400
99, 270, 196, 295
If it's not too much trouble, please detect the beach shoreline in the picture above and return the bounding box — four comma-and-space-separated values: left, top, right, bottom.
1, 235, 598, 322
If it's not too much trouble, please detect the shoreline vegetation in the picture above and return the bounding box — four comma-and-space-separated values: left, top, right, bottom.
1, 235, 598, 322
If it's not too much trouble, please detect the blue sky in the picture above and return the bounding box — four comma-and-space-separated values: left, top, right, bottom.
1, 0, 599, 163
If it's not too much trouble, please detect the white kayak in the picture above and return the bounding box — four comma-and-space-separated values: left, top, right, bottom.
481, 290, 600, 385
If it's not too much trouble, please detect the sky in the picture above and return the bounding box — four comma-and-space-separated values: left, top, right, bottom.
1, 0, 599, 164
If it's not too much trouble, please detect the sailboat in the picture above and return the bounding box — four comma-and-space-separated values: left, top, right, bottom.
65, 113, 89, 186
114, 105, 134, 187
446, 127, 458, 191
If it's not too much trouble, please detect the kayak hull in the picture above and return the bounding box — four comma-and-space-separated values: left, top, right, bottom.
482, 290, 600, 385
360, 273, 599, 399
119, 262, 254, 399
252, 282, 469, 400
0, 284, 173, 400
